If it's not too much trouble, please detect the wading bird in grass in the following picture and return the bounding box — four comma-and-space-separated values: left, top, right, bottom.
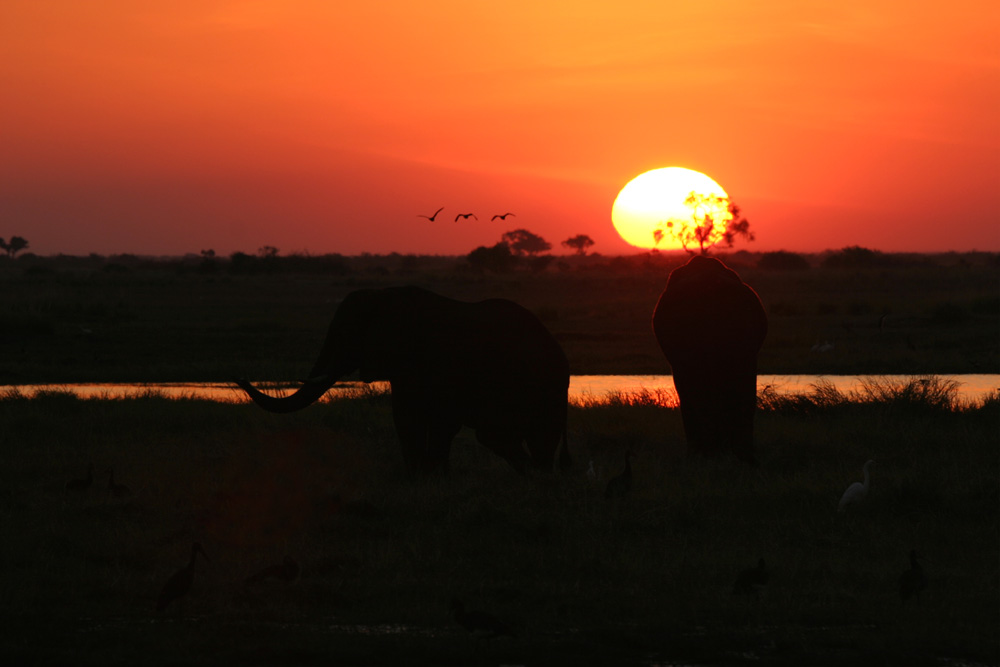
417, 207, 444, 222
733, 558, 769, 596
157, 542, 209, 612
454, 213, 478, 221
107, 468, 131, 498
245, 556, 300, 585
491, 212, 515, 221
605, 450, 633, 499
898, 550, 927, 603
451, 599, 515, 640
838, 459, 875, 512
65, 463, 93, 493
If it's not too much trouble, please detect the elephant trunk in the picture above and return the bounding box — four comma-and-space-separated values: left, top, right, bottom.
234, 377, 335, 413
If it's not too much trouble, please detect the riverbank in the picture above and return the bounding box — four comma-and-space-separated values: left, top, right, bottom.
1, 377, 996, 665
3, 373, 999, 405
1, 251, 997, 383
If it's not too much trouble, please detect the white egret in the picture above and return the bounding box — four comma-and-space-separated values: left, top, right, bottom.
838, 459, 875, 512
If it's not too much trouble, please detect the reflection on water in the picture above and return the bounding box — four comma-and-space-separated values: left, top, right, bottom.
2, 375, 997, 405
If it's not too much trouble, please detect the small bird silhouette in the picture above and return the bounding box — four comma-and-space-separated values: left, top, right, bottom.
245, 556, 300, 585
898, 550, 927, 602
107, 468, 131, 498
417, 207, 444, 221
156, 542, 209, 612
65, 464, 93, 493
605, 450, 633, 499
454, 213, 478, 222
838, 459, 875, 512
491, 212, 515, 221
733, 557, 769, 596
451, 599, 515, 639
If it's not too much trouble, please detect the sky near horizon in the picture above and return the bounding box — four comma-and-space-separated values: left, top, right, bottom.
2, 1, 998, 256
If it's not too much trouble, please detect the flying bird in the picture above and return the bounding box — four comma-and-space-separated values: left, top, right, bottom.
838, 459, 875, 512
245, 556, 300, 585
898, 550, 927, 602
491, 212, 515, 221
156, 542, 209, 612
454, 213, 478, 221
451, 599, 516, 639
65, 463, 93, 493
733, 558, 769, 596
417, 207, 444, 221
605, 450, 633, 499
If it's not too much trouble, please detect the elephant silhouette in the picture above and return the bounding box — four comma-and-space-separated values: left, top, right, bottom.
236, 286, 571, 474
652, 256, 767, 463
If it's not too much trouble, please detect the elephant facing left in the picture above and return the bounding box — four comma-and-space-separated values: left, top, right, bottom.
235, 286, 572, 475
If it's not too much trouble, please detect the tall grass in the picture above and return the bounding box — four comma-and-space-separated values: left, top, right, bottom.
0, 380, 996, 665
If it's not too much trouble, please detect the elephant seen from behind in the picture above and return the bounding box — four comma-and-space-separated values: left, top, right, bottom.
652, 256, 768, 464
236, 286, 571, 475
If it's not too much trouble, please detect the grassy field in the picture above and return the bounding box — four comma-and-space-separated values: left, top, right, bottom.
0, 250, 997, 382
0, 378, 997, 665
1, 252, 997, 664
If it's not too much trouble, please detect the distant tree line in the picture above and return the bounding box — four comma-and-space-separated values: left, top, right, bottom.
466, 229, 598, 274
4, 243, 996, 278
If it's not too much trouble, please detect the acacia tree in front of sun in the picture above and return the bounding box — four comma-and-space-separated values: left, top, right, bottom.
655, 194, 753, 255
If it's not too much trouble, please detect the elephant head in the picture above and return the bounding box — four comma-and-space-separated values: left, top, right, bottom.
651, 256, 767, 463
236, 286, 571, 474
235, 288, 401, 413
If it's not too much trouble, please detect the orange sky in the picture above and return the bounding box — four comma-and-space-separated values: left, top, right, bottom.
2, 1, 998, 256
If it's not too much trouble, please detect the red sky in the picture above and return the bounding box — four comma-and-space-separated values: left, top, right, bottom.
2, 1, 998, 256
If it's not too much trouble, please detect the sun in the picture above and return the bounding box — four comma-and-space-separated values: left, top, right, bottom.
612, 167, 730, 250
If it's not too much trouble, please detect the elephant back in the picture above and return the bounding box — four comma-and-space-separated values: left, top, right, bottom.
652, 256, 766, 360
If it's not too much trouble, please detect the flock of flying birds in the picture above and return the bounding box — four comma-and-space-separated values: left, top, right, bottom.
61, 452, 928, 633
417, 207, 516, 223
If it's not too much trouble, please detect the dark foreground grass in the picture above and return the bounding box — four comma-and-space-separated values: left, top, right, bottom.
0, 378, 997, 666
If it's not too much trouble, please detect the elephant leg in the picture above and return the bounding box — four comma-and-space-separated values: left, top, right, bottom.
524, 422, 563, 472
673, 363, 758, 462
475, 428, 530, 474
390, 382, 459, 474
424, 419, 460, 474
672, 371, 726, 457
390, 384, 433, 472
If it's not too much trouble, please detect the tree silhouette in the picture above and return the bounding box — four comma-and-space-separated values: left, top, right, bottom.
653, 194, 753, 255
562, 234, 595, 256
258, 245, 279, 258
467, 242, 517, 273
1, 236, 29, 258
501, 229, 551, 256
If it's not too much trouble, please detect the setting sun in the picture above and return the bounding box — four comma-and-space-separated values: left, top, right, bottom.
612, 167, 731, 251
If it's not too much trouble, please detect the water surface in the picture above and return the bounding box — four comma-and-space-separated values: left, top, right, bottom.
3, 374, 996, 405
